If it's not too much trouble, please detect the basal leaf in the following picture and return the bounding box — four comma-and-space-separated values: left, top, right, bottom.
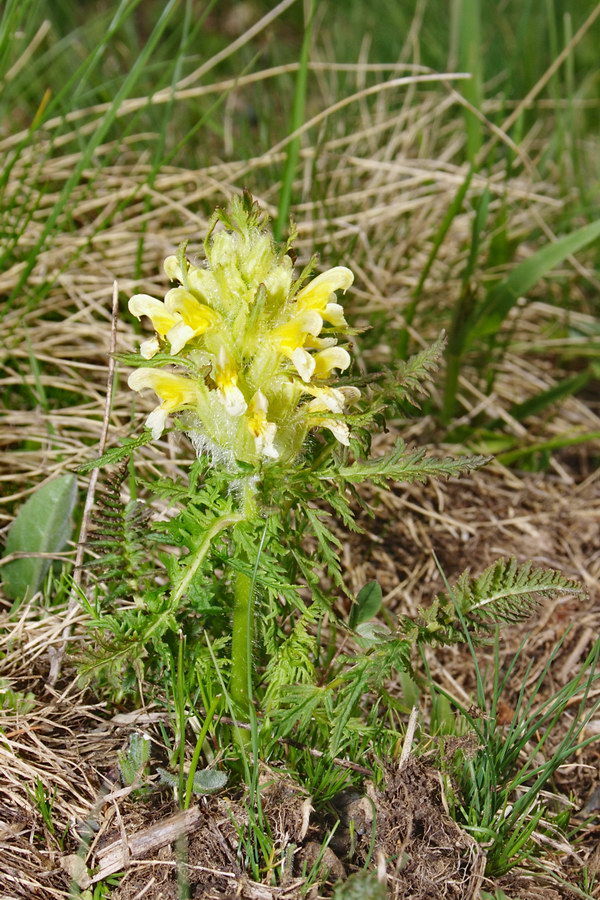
2, 474, 77, 603
349, 580, 383, 629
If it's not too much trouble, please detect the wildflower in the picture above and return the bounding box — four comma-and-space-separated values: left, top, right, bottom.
295, 266, 353, 327
269, 310, 323, 381
213, 347, 247, 416
312, 346, 351, 379
127, 195, 360, 465
129, 289, 219, 357
246, 391, 278, 459
128, 368, 197, 439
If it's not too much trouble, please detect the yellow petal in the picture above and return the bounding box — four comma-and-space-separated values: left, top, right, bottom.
129, 294, 178, 336
145, 406, 169, 439
246, 390, 279, 458
128, 368, 197, 410
213, 347, 247, 416
140, 336, 161, 359
271, 310, 323, 351
165, 288, 219, 331
290, 347, 315, 382
312, 347, 351, 379
164, 255, 182, 282
296, 266, 354, 313
322, 302, 348, 328
321, 418, 350, 445
166, 321, 197, 356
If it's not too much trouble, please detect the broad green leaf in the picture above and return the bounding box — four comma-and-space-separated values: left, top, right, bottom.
355, 621, 391, 646
192, 769, 227, 794
2, 474, 77, 603
464, 219, 600, 347
349, 580, 383, 629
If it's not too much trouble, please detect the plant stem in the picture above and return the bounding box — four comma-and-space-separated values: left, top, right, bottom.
229, 481, 258, 719
230, 568, 254, 716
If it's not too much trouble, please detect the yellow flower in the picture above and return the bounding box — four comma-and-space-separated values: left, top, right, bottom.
164, 288, 220, 354
127, 197, 360, 463
312, 346, 351, 379
128, 368, 197, 438
305, 385, 361, 445
213, 347, 247, 416
128, 295, 178, 359
295, 266, 353, 328
129, 289, 219, 358
270, 310, 323, 381
246, 391, 278, 459
314, 417, 351, 446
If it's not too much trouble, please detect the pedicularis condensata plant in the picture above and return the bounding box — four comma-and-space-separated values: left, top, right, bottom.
127, 196, 359, 463
82, 194, 579, 753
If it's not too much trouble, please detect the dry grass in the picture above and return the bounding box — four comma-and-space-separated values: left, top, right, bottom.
1, 68, 599, 898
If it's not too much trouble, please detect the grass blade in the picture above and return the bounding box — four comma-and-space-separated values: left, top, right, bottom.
463, 218, 600, 348
274, 0, 315, 241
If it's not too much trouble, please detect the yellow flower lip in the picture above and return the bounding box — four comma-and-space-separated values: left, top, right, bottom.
246, 390, 278, 459
129, 290, 220, 357
213, 347, 247, 417
295, 266, 353, 328
296, 266, 354, 309
270, 310, 323, 382
129, 294, 178, 337
312, 346, 351, 379
128, 368, 197, 438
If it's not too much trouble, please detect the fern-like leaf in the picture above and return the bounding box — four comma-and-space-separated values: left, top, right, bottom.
453, 558, 584, 624
391, 333, 446, 408
86, 464, 153, 602
320, 439, 488, 487
400, 558, 583, 646
78, 433, 154, 473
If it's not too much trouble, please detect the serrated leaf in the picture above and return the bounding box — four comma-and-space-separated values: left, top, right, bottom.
349, 580, 383, 629
2, 474, 77, 603
446, 557, 584, 635
324, 440, 489, 486
78, 433, 154, 473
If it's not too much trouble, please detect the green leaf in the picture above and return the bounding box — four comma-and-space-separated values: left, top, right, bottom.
78, 432, 154, 473
349, 580, 383, 629
332, 872, 387, 900
464, 219, 600, 347
2, 474, 77, 603
325, 440, 489, 487
452, 558, 583, 627
192, 769, 227, 794
157, 767, 227, 795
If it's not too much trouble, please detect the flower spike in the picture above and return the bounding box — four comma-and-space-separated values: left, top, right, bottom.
127, 196, 358, 463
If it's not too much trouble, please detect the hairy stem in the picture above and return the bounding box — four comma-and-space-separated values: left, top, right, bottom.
229, 481, 258, 718
230, 568, 253, 716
